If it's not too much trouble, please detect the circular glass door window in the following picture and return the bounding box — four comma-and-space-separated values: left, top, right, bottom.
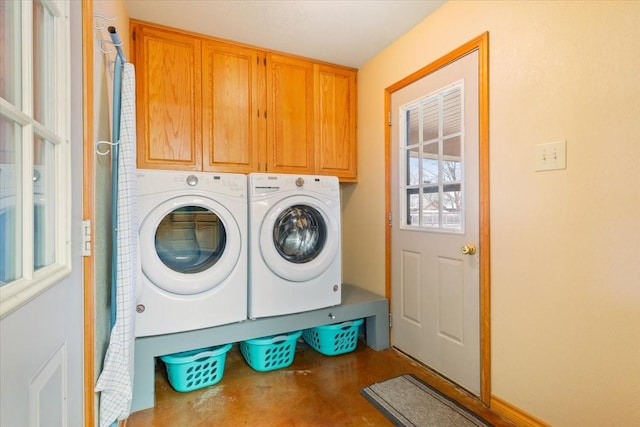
273, 205, 326, 263
155, 206, 226, 274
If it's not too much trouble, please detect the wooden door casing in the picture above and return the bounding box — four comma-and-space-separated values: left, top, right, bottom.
384, 32, 491, 403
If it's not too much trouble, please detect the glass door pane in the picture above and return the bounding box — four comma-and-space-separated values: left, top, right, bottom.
400, 82, 464, 232
0, 1, 22, 106
33, 134, 55, 270
0, 115, 23, 285
33, 0, 55, 128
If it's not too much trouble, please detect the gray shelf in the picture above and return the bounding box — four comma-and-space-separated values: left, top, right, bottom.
131, 284, 389, 412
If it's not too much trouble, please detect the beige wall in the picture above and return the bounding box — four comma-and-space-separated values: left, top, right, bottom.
343, 1, 640, 425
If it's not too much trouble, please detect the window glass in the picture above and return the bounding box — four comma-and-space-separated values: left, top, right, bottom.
33, 134, 55, 270
406, 189, 419, 226
400, 82, 464, 232
406, 145, 420, 186
33, 0, 55, 127
442, 184, 462, 229
421, 187, 439, 227
1, 1, 21, 106
406, 107, 420, 146
443, 137, 461, 183
442, 88, 462, 136
0, 116, 23, 285
422, 98, 439, 141
421, 142, 439, 184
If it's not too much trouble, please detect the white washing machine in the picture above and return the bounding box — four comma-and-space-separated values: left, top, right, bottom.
248, 173, 341, 318
135, 169, 247, 337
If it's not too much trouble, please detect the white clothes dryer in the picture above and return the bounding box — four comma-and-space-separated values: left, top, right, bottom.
248, 173, 341, 318
135, 169, 247, 337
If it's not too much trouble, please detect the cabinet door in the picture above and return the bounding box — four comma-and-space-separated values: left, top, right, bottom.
202, 41, 260, 173
266, 54, 315, 174
133, 24, 202, 170
316, 65, 358, 181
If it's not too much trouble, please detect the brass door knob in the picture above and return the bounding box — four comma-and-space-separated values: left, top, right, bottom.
461, 243, 477, 255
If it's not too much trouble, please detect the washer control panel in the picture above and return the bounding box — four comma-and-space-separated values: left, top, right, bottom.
186, 175, 198, 186
250, 173, 339, 196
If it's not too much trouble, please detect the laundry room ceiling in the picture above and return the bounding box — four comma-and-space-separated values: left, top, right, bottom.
123, 0, 447, 68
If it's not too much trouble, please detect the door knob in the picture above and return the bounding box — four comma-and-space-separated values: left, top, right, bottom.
461, 243, 477, 255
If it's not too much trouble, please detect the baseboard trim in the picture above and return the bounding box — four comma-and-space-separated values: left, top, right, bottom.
490, 395, 550, 427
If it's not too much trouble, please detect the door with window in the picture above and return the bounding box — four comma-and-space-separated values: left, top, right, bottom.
0, 1, 83, 425
390, 49, 481, 394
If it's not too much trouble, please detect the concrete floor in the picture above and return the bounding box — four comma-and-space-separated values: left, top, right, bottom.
125, 340, 513, 426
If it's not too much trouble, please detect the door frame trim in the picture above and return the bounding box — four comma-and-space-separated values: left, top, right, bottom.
384, 32, 490, 404
82, 2, 96, 425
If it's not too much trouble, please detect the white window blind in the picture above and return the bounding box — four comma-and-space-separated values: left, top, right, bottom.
399, 81, 465, 232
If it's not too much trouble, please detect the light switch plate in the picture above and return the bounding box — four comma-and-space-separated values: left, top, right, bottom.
535, 140, 566, 171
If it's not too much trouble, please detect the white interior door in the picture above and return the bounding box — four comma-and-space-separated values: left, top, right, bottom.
390, 50, 481, 394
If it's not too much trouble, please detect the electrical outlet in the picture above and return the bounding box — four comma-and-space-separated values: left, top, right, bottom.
535, 140, 566, 171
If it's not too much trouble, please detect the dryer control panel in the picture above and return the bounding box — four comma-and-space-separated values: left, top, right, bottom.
137, 169, 246, 198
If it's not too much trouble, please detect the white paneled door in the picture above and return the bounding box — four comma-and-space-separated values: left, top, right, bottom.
390, 50, 481, 394
0, 1, 84, 426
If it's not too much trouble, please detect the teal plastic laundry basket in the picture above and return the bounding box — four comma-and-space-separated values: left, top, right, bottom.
240, 331, 302, 372
303, 318, 364, 356
160, 343, 232, 392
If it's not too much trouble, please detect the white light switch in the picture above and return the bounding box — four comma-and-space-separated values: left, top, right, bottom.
535, 140, 566, 171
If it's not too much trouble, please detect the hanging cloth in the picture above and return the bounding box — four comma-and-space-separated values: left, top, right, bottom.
95, 62, 139, 427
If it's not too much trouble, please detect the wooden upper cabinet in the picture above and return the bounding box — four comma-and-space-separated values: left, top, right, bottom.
131, 20, 357, 181
266, 53, 315, 174
201, 41, 260, 173
315, 64, 357, 181
132, 23, 202, 170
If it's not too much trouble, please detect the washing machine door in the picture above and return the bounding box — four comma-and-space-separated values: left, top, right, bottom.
140, 195, 241, 295
260, 195, 339, 282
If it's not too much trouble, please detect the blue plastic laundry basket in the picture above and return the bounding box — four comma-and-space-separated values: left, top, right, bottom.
240, 331, 302, 372
160, 343, 232, 392
302, 318, 364, 356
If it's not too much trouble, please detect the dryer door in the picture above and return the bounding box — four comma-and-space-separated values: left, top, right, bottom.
140, 195, 241, 295
260, 195, 339, 282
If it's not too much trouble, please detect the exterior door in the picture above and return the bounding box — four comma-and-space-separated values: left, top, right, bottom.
390, 50, 481, 394
0, 1, 84, 425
